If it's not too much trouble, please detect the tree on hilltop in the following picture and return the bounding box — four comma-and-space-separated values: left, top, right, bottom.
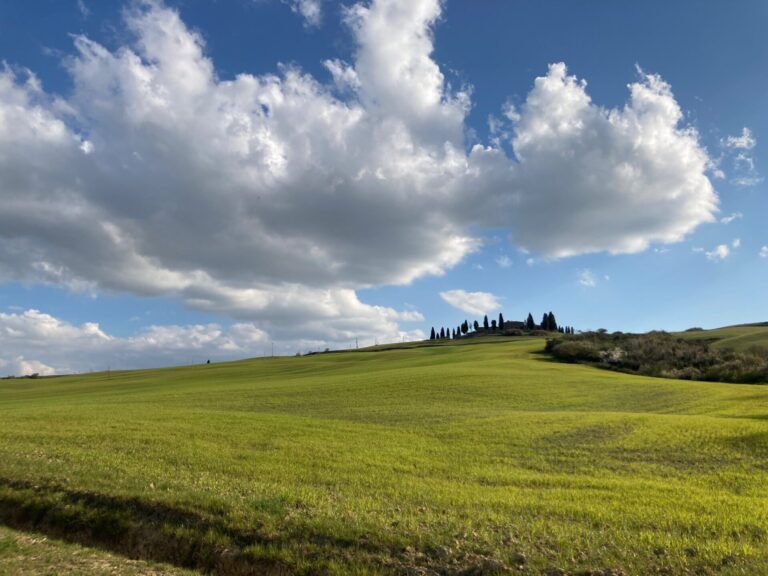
430, 327, 436, 340
473, 320, 479, 331
498, 313, 505, 330
483, 315, 489, 330
525, 313, 535, 331
548, 312, 558, 332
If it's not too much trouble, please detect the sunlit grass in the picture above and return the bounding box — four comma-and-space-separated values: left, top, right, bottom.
1, 338, 767, 574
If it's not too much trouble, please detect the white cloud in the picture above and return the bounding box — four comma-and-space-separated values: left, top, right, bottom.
706, 244, 730, 261
0, 309, 264, 374
760, 246, 768, 258
487, 63, 718, 257
724, 127, 756, 150
577, 269, 597, 288
0, 0, 720, 356
721, 127, 760, 186
285, 0, 322, 26
495, 254, 512, 268
720, 212, 743, 224
440, 290, 500, 316
77, 0, 91, 18
732, 238, 741, 248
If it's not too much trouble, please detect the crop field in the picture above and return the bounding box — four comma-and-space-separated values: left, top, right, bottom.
677, 323, 768, 352
1, 337, 768, 575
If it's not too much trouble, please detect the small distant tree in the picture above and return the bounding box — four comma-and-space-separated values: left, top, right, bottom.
440, 327, 445, 339
430, 327, 436, 340
451, 328, 456, 339
483, 315, 489, 330
526, 313, 535, 331
541, 313, 549, 331
473, 320, 480, 331
456, 325, 461, 338
491, 319, 497, 330
548, 312, 558, 332
498, 313, 505, 330
461, 320, 468, 335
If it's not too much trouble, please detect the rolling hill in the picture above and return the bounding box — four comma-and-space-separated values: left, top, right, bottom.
1, 337, 767, 575
676, 323, 768, 352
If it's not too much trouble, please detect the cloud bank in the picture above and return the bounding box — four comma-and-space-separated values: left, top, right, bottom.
0, 0, 719, 351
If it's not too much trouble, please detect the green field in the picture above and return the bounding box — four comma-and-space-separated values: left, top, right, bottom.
1, 337, 768, 575
677, 323, 768, 352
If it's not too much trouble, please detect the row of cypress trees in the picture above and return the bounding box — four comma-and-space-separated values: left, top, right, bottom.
429, 311, 575, 340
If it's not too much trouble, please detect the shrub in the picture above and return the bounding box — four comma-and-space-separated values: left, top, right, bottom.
546, 331, 768, 384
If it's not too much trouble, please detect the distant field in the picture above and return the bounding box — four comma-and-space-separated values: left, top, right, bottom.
2, 337, 768, 575
676, 323, 768, 352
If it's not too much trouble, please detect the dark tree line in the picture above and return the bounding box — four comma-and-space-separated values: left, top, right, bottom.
429, 311, 575, 341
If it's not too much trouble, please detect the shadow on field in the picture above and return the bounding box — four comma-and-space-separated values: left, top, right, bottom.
0, 477, 368, 575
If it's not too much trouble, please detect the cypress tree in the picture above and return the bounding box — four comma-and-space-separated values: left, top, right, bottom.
498, 313, 505, 330
483, 315, 489, 330
541, 313, 549, 330
461, 321, 468, 335
474, 320, 480, 331
430, 327, 436, 340
526, 313, 535, 331
548, 312, 557, 332
440, 327, 445, 339
491, 319, 497, 330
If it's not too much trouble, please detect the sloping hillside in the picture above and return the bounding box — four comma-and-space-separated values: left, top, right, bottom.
677, 323, 768, 351
1, 338, 767, 575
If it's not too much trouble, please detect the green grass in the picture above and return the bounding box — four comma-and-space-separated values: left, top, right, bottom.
677, 323, 768, 352
1, 337, 768, 574
0, 525, 193, 575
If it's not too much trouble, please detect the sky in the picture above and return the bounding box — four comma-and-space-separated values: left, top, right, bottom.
0, 0, 766, 375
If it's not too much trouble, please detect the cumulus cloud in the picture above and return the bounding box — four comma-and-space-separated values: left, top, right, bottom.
440, 290, 500, 316
465, 63, 718, 257
706, 244, 730, 261
0, 0, 719, 354
577, 269, 597, 288
760, 246, 768, 259
0, 308, 270, 374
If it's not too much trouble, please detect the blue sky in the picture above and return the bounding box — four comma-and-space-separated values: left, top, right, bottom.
0, 0, 765, 374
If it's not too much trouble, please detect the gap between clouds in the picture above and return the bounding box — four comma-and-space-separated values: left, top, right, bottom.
0, 0, 720, 350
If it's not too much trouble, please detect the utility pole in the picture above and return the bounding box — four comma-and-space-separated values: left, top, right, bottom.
271, 342, 274, 358
355, 338, 358, 349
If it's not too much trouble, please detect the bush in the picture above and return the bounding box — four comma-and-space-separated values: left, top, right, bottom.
546, 331, 768, 384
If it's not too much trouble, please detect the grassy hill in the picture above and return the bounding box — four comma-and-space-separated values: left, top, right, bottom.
676, 323, 768, 352
1, 337, 768, 575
